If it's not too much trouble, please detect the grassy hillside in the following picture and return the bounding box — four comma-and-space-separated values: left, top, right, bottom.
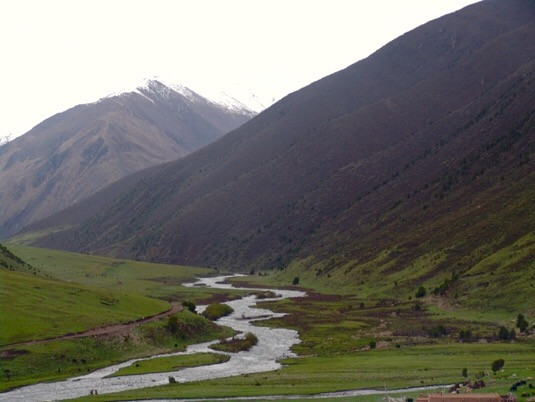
0, 243, 35, 273
249, 229, 535, 314
0, 243, 220, 346
1, 310, 234, 392
4, 243, 240, 303
0, 269, 169, 345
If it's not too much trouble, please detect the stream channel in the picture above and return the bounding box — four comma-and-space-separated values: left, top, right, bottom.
2, 275, 447, 401
1, 275, 307, 401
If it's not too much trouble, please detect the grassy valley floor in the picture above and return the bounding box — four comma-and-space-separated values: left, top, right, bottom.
72, 275, 535, 401
1, 244, 533, 400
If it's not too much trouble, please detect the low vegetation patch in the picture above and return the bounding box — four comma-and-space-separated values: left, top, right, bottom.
210, 332, 258, 353
108, 352, 229, 377
254, 290, 277, 299
202, 303, 234, 321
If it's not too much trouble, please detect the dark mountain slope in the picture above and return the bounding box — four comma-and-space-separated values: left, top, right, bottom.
0, 80, 254, 237
33, 0, 534, 284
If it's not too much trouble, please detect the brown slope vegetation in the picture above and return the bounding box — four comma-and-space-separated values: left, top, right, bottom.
0, 80, 254, 237
31, 1, 534, 278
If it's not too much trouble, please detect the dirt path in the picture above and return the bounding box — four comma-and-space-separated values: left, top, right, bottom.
1, 302, 182, 349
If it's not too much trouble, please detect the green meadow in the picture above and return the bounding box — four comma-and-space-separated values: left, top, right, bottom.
108, 352, 229, 377
0, 268, 168, 345
72, 343, 535, 401
75, 270, 534, 401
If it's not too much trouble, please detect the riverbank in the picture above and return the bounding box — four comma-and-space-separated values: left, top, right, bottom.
72, 275, 535, 401
0, 276, 306, 401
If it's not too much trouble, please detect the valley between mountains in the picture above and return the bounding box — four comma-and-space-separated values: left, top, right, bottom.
1, 0, 534, 401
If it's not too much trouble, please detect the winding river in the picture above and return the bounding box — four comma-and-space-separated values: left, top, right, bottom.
1, 275, 306, 401
2, 275, 447, 401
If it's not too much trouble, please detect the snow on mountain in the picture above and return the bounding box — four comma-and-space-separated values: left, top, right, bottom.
99, 76, 272, 116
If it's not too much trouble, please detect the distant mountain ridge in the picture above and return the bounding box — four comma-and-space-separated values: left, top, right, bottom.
26, 0, 534, 307
0, 79, 256, 237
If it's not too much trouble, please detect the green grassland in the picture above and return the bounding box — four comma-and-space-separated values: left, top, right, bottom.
4, 243, 247, 303
108, 352, 229, 377
0, 269, 169, 345
0, 243, 36, 273
72, 342, 535, 401
0, 310, 234, 392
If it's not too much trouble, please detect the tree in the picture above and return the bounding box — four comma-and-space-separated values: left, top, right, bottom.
498, 326, 511, 340
292, 276, 300, 285
462, 368, 468, 378
491, 359, 504, 373
516, 313, 529, 333
415, 286, 426, 298
181, 301, 196, 313
369, 340, 377, 349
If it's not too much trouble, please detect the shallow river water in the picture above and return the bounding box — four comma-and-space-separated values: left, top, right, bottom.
0, 275, 306, 401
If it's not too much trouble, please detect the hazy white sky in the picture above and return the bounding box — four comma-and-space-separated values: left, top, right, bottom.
1, 0, 479, 140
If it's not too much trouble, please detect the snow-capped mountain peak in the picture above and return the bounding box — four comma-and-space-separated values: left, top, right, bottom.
99, 76, 272, 116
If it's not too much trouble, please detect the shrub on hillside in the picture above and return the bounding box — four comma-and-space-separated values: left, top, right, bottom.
181, 301, 196, 313
491, 358, 505, 373
459, 328, 472, 341
428, 324, 448, 338
415, 286, 426, 298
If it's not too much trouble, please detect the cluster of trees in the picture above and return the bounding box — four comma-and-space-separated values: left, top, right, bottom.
459, 328, 478, 342
497, 326, 516, 341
